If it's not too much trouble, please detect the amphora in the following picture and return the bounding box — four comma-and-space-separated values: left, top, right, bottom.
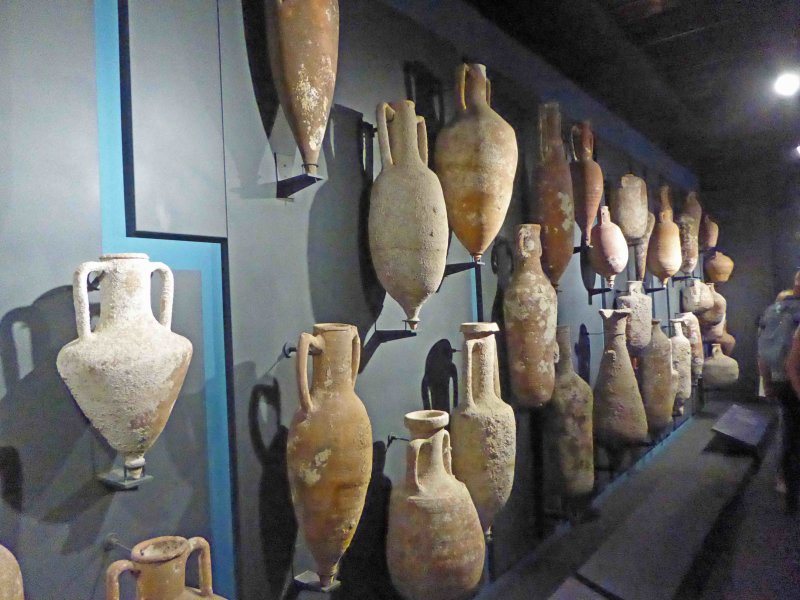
698, 283, 726, 329
589, 206, 628, 287
676, 312, 703, 380
451, 322, 516, 533
288, 323, 372, 587
634, 211, 655, 281
640, 321, 675, 433
704, 249, 734, 283
570, 122, 603, 245
56, 254, 193, 478
681, 279, 714, 313
609, 174, 649, 244
435, 64, 518, 260
670, 319, 692, 414
703, 344, 739, 388
0, 544, 23, 600
106, 536, 226, 599
387, 410, 485, 600
677, 192, 702, 274
647, 186, 681, 283
369, 101, 449, 329
699, 214, 719, 251
616, 280, 652, 356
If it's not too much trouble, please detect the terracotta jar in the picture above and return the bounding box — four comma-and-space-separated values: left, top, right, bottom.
676, 312, 703, 381
266, 0, 339, 175
589, 206, 628, 286
616, 280, 652, 356
369, 101, 449, 329
699, 214, 719, 251
0, 544, 23, 600
704, 249, 734, 283
634, 211, 655, 281
593, 309, 648, 451
647, 186, 682, 283
703, 315, 726, 343
289, 323, 372, 587
56, 254, 193, 479
545, 326, 594, 497
570, 122, 603, 245
681, 279, 714, 313
106, 536, 226, 599
698, 283, 726, 328
703, 344, 739, 388
451, 322, 516, 533
670, 319, 692, 413
609, 174, 649, 244
387, 410, 485, 600
534, 102, 575, 287
720, 326, 736, 356
503, 224, 558, 407
640, 320, 675, 433
677, 192, 702, 274
435, 64, 518, 260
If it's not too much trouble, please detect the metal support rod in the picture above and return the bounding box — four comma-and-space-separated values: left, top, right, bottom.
474, 257, 484, 322
485, 527, 496, 582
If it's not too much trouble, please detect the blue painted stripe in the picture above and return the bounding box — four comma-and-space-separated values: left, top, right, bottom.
94, 1, 236, 597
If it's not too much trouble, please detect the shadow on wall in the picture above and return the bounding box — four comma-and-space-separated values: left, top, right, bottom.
307, 104, 383, 335
491, 237, 513, 401
421, 339, 458, 414
576, 323, 591, 384
0, 286, 114, 552
241, 0, 279, 150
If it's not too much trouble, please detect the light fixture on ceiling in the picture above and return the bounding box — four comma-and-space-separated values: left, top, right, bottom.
774, 72, 800, 97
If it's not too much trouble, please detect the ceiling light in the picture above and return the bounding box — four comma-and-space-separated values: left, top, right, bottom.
774, 72, 800, 97
796, 144, 800, 157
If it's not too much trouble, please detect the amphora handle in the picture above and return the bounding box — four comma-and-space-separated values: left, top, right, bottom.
296, 332, 324, 414
73, 261, 105, 340
105, 559, 136, 600
150, 262, 175, 330
350, 326, 361, 387
187, 537, 215, 596
376, 102, 395, 169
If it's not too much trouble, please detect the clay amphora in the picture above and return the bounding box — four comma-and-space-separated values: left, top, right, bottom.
593, 309, 648, 450
589, 206, 628, 287
677, 192, 702, 274
704, 249, 734, 283
545, 326, 594, 497
640, 320, 675, 433
720, 326, 736, 356
266, 0, 339, 175
369, 101, 449, 329
451, 322, 516, 533
0, 544, 23, 600
670, 319, 692, 411
288, 323, 371, 587
609, 174, 649, 244
703, 344, 739, 388
106, 536, 226, 599
503, 224, 558, 407
647, 186, 681, 283
387, 410, 485, 600
569, 122, 603, 245
698, 283, 726, 328
634, 211, 655, 281
699, 214, 719, 251
56, 254, 193, 478
435, 64, 518, 260
534, 102, 575, 287
616, 280, 652, 356
703, 315, 726, 343
681, 279, 714, 313
676, 312, 703, 380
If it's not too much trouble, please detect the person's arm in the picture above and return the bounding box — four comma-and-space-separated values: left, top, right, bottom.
786, 327, 800, 397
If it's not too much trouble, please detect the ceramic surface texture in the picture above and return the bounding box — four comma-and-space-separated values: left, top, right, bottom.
670, 319, 692, 407
703, 344, 739, 387
677, 192, 702, 273
0, 544, 23, 600
589, 206, 628, 286
616, 280, 652, 355
609, 174, 649, 244
569, 122, 603, 245
634, 211, 655, 281
646, 186, 681, 283
640, 321, 675, 433
704, 249, 734, 283
698, 283, 726, 328
681, 279, 714, 313
699, 214, 719, 251
676, 312, 704, 380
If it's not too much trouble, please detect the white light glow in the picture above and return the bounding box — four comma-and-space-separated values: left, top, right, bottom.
796, 144, 800, 157
774, 72, 800, 97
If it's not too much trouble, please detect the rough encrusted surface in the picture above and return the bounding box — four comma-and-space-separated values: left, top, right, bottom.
677, 312, 704, 379
677, 213, 699, 273
504, 225, 558, 407
634, 211, 656, 281
545, 326, 594, 497
388, 428, 485, 600
609, 174, 649, 243
0, 544, 23, 600
589, 207, 628, 285
705, 249, 734, 283
451, 325, 516, 532
704, 344, 739, 387
616, 281, 652, 355
640, 322, 675, 433
369, 101, 449, 327
681, 279, 714, 313
670, 323, 692, 407
593, 310, 648, 450
570, 123, 603, 244
287, 326, 372, 584
267, 0, 339, 172
56, 256, 193, 473
699, 214, 719, 251
698, 284, 726, 329
647, 188, 682, 282
435, 64, 518, 258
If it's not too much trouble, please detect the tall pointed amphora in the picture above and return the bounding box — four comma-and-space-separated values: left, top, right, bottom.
451, 322, 516, 533
616, 280, 652, 356
503, 224, 558, 407
535, 102, 575, 287
593, 309, 647, 453
545, 326, 594, 498
288, 324, 372, 587
647, 186, 681, 283
670, 319, 692, 415
0, 544, 23, 600
56, 254, 193, 478
677, 191, 702, 274
634, 211, 655, 281
588, 206, 628, 287
387, 410, 485, 600
106, 536, 226, 599
369, 101, 449, 329
570, 121, 603, 245
266, 0, 339, 175
640, 320, 675, 434
435, 64, 518, 260
609, 174, 649, 244
677, 312, 704, 381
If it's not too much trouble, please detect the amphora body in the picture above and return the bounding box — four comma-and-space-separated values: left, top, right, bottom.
570, 122, 603, 245
634, 211, 655, 281
681, 279, 714, 314
704, 344, 739, 388
0, 544, 23, 600
56, 254, 193, 478
705, 249, 734, 283
647, 186, 681, 283
677, 192, 702, 273
503, 224, 558, 407
676, 312, 704, 380
670, 319, 692, 413
699, 214, 719, 251
616, 280, 652, 355
387, 411, 485, 600
640, 321, 675, 433
451, 322, 516, 532
369, 101, 449, 329
589, 206, 628, 286
609, 174, 649, 244
288, 324, 372, 586
435, 64, 518, 259
106, 536, 226, 599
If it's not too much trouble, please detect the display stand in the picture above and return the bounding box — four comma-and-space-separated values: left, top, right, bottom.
360, 327, 417, 373
98, 466, 153, 491
273, 152, 323, 199
291, 571, 342, 595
